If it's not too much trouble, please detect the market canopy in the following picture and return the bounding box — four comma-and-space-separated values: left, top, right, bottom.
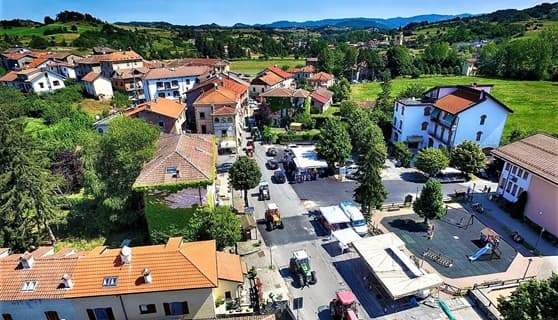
291, 146, 328, 170
352, 233, 443, 300
320, 206, 350, 225
332, 228, 361, 247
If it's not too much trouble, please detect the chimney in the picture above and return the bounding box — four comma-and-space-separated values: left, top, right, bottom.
19, 252, 34, 269
61, 274, 73, 289
143, 268, 152, 284
120, 246, 132, 264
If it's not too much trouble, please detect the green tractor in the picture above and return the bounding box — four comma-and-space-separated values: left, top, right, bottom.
289, 249, 317, 287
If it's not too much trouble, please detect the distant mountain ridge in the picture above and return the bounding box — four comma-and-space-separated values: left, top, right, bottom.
240, 14, 473, 29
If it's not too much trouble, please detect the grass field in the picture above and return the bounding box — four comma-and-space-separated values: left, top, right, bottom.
351, 76, 558, 137
0, 22, 100, 44
230, 58, 305, 75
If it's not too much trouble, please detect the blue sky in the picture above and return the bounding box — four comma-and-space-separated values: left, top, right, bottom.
0, 0, 546, 26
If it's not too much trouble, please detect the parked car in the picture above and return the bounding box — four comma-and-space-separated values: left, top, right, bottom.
266, 147, 278, 157
217, 162, 233, 173
272, 170, 287, 184
435, 168, 467, 183
266, 159, 279, 170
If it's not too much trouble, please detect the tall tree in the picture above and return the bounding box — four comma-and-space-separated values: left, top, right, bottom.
228, 156, 261, 208
316, 118, 351, 170
386, 45, 413, 77
413, 178, 445, 226
330, 78, 351, 103
451, 141, 486, 176
498, 274, 558, 320
0, 116, 59, 250
354, 125, 387, 214
415, 147, 449, 177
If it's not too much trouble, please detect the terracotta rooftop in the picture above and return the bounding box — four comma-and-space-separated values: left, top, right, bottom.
144, 66, 211, 80
1, 51, 35, 60
267, 66, 292, 79
133, 133, 215, 188
309, 71, 334, 82
434, 87, 482, 114
213, 105, 237, 116
289, 65, 315, 73
216, 252, 245, 283
0, 71, 17, 82
101, 50, 143, 62
125, 98, 185, 120
492, 134, 558, 185
0, 247, 81, 301
112, 67, 149, 80
194, 86, 239, 105
81, 71, 102, 82
260, 87, 295, 98
66, 239, 219, 298
253, 71, 284, 86
25, 57, 53, 69
311, 88, 334, 104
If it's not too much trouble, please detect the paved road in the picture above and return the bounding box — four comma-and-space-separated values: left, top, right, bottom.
249, 142, 374, 320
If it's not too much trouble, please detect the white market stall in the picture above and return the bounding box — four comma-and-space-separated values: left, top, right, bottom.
319, 205, 350, 232
332, 228, 362, 253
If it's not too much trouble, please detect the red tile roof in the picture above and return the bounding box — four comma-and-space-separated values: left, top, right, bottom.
213, 105, 237, 116
133, 133, 215, 188
492, 134, 558, 185
0, 71, 17, 82
434, 87, 482, 114
309, 71, 334, 82
81, 71, 102, 82
289, 65, 315, 73
194, 86, 239, 105
216, 252, 245, 283
125, 98, 185, 120
311, 88, 333, 104
267, 66, 292, 79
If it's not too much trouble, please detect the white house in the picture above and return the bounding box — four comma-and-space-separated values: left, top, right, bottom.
0, 68, 66, 94
142, 66, 211, 102
82, 72, 114, 100
391, 85, 512, 151
48, 62, 77, 79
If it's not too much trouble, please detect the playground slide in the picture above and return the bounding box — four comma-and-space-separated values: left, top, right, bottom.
469, 243, 492, 261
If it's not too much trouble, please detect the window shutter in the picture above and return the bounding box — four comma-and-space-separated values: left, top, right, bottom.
182, 301, 189, 314
163, 303, 171, 315
86, 309, 96, 320
106, 308, 115, 320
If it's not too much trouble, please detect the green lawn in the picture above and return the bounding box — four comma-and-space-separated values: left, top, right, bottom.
230, 58, 305, 75
351, 76, 558, 137
144, 195, 198, 236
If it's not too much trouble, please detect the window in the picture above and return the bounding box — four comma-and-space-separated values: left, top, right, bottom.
86, 308, 115, 320
2, 314, 13, 320
173, 90, 179, 97
517, 168, 523, 178
22, 280, 37, 291
156, 81, 163, 88
214, 118, 220, 123
38, 82, 44, 88
53, 80, 60, 86
158, 121, 164, 127
476, 131, 482, 141
166, 166, 177, 174
401, 106, 405, 115
45, 311, 60, 320
221, 129, 228, 136
158, 92, 165, 98
171, 80, 178, 87
398, 120, 402, 129
506, 181, 512, 192
261, 88, 264, 93
201, 125, 207, 134
393, 132, 399, 142
139, 304, 157, 314
164, 302, 189, 316
227, 117, 233, 122
511, 184, 518, 196
395, 104, 398, 112
252, 87, 256, 92
225, 291, 232, 299
505, 163, 511, 171
164, 82, 171, 89
199, 112, 205, 120
421, 122, 428, 131
518, 187, 524, 195
512, 166, 517, 175
480, 115, 487, 125
102, 276, 118, 287
424, 107, 431, 116
523, 171, 529, 179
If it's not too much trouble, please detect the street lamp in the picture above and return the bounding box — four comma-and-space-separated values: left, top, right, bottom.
523, 258, 533, 279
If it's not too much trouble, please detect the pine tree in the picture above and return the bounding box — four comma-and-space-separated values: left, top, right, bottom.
354, 125, 387, 214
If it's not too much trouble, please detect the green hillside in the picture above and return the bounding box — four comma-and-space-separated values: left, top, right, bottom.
351, 76, 558, 138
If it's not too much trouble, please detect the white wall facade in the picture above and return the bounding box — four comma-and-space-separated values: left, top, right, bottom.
29, 72, 66, 94
390, 101, 431, 149
0, 299, 77, 320
497, 160, 533, 202
101, 60, 143, 78
143, 76, 199, 102
452, 98, 508, 149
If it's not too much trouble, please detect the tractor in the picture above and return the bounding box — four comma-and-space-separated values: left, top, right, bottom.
289, 250, 317, 287
258, 182, 270, 201
264, 203, 283, 230
330, 290, 358, 320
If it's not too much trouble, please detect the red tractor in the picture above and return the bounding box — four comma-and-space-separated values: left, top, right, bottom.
330, 290, 358, 320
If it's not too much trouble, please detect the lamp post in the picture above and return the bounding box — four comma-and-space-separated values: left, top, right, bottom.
523, 258, 533, 279
534, 225, 545, 254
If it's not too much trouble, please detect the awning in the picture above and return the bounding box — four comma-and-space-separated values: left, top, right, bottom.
332, 228, 361, 247
219, 140, 236, 149
320, 206, 350, 224
292, 146, 328, 170
407, 135, 424, 143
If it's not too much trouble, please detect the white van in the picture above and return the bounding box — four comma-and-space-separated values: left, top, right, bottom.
339, 200, 368, 236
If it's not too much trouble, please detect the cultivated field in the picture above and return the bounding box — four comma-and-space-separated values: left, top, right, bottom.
230, 58, 304, 75
351, 76, 558, 136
